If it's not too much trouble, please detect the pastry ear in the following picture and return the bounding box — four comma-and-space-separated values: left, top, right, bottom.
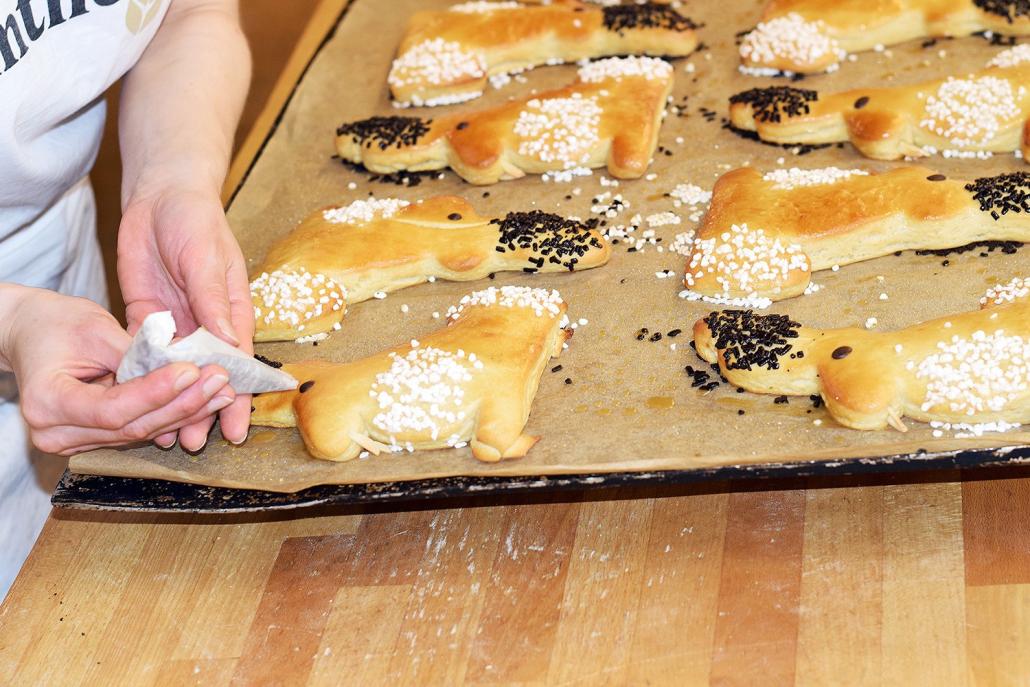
845, 109, 918, 159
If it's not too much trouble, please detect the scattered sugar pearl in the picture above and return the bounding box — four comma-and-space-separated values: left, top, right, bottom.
865, 317, 878, 329
373, 291, 388, 299
646, 211, 680, 228
400, 304, 409, 313
879, 293, 889, 301
323, 197, 410, 224
762, 167, 868, 190
577, 56, 673, 83
668, 183, 712, 208
739, 13, 845, 71
930, 420, 1022, 437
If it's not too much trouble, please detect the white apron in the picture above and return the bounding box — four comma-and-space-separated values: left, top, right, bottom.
0, 0, 169, 601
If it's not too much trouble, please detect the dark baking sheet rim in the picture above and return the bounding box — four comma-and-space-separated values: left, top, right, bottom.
55, 2, 1030, 512
54, 445, 1030, 512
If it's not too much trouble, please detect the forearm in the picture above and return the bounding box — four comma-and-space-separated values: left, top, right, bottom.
118, 0, 251, 207
0, 283, 33, 372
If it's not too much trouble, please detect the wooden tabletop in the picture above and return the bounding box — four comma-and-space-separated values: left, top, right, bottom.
5, 2, 1030, 684
3, 471, 1030, 685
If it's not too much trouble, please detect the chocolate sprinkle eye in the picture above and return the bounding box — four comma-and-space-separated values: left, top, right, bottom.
972, 0, 1030, 22
853, 96, 870, 109
965, 171, 1030, 220
729, 86, 819, 124
602, 3, 699, 34
448, 213, 462, 221
490, 211, 602, 271
336, 116, 431, 150
703, 309, 802, 371
927, 174, 947, 181
299, 381, 315, 393
831, 346, 853, 359
456, 121, 469, 130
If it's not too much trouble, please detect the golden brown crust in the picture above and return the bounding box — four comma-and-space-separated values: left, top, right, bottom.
728, 58, 1030, 159
389, 1, 697, 106
682, 166, 1030, 303
338, 57, 674, 185
692, 287, 1030, 431
251, 287, 570, 462
250, 195, 610, 342
741, 0, 1030, 74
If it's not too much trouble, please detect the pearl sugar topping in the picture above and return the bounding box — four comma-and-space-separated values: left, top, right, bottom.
370, 346, 483, 442
514, 94, 602, 169
914, 330, 1030, 415
251, 268, 346, 329
322, 197, 410, 225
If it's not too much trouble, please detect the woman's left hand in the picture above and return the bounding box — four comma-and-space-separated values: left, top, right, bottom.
117, 186, 254, 451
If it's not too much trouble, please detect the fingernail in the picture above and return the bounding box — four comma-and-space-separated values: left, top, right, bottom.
202, 374, 230, 397
174, 368, 200, 392
155, 437, 176, 450
208, 394, 234, 413
217, 318, 240, 346
229, 429, 249, 446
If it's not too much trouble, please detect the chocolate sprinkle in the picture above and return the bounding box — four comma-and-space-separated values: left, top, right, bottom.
927, 174, 946, 181
703, 310, 802, 372
853, 96, 869, 109
831, 346, 852, 360
602, 3, 698, 34
972, 0, 1030, 22
254, 354, 283, 369
490, 211, 602, 271
299, 381, 315, 393
729, 86, 818, 124
965, 172, 1030, 220
915, 240, 1022, 257
336, 116, 431, 150
448, 213, 462, 221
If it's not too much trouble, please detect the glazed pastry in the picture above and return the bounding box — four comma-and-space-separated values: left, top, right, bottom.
692, 281, 1030, 432
338, 56, 674, 185
388, 1, 696, 106
251, 286, 570, 462
682, 167, 1030, 306
728, 46, 1030, 160
739, 0, 1030, 75
250, 195, 610, 341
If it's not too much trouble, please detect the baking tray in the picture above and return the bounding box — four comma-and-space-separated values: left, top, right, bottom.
59, 0, 1030, 509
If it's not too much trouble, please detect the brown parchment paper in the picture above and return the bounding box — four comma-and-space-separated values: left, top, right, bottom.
72, 0, 1030, 492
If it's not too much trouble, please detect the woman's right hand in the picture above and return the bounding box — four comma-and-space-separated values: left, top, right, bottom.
0, 285, 235, 456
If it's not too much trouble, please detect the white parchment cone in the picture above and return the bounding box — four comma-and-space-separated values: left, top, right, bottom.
116, 311, 298, 393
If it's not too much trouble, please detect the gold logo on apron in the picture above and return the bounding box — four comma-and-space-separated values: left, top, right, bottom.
126, 0, 162, 35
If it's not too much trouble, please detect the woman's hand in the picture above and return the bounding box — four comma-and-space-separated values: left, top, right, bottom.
0, 286, 234, 456
117, 186, 254, 450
